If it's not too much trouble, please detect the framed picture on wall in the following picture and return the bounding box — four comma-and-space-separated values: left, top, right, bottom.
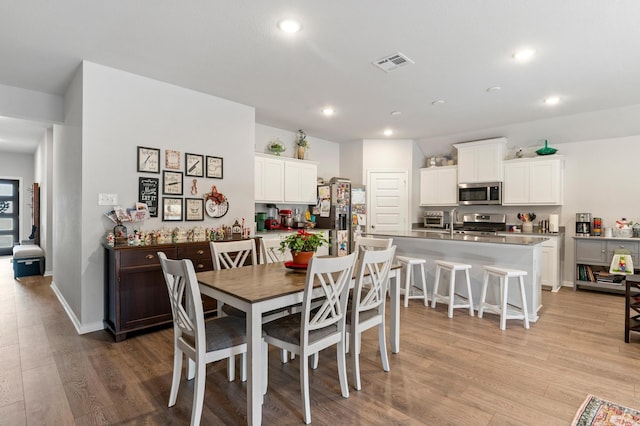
165, 149, 181, 170
185, 198, 204, 221
162, 197, 183, 221
206, 156, 223, 179
185, 153, 204, 177
137, 146, 160, 173
163, 171, 183, 195
138, 177, 159, 217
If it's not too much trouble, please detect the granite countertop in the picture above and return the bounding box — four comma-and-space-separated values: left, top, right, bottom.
573, 235, 640, 241
368, 230, 548, 246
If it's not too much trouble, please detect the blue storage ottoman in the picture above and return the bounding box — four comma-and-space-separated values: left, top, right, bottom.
12, 245, 45, 278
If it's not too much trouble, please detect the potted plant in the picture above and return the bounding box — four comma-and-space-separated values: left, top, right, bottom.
295, 129, 309, 159
279, 229, 328, 265
268, 138, 286, 156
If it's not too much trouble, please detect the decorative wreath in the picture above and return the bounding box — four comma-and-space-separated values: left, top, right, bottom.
204, 185, 227, 204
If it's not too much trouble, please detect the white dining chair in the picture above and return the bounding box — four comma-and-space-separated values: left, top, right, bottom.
210, 239, 258, 270
262, 252, 357, 424
158, 252, 248, 426
347, 245, 396, 390
353, 235, 393, 254
259, 237, 288, 264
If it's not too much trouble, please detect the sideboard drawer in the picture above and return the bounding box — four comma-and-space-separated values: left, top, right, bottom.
177, 243, 211, 261
120, 247, 176, 268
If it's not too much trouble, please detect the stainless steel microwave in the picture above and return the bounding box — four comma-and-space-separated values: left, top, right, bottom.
458, 182, 502, 205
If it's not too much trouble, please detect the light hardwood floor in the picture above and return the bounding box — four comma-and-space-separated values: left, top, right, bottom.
1, 255, 639, 425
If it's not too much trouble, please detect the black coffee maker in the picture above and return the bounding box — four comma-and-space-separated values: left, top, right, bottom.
576, 213, 591, 236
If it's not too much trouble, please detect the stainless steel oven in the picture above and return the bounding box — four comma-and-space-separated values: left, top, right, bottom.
423, 210, 450, 228
458, 182, 502, 205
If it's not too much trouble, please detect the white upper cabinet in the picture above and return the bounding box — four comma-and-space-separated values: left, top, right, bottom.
502, 156, 564, 205
419, 166, 458, 206
454, 137, 507, 183
255, 153, 317, 204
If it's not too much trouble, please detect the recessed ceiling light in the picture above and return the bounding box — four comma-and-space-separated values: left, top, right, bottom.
432, 100, 445, 106
321, 107, 334, 116
513, 48, 536, 62
278, 19, 302, 33
486, 86, 502, 92
383, 128, 393, 136
390, 111, 402, 116
544, 96, 561, 105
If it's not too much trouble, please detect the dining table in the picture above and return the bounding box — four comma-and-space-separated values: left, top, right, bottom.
196, 260, 402, 426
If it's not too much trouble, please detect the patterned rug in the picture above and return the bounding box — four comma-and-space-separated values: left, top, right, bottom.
572, 394, 640, 426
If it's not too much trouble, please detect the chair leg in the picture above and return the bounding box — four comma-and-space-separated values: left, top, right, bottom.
337, 338, 349, 399
448, 270, 455, 318
379, 321, 390, 372
300, 354, 311, 424
500, 276, 508, 330
281, 349, 289, 364
240, 352, 247, 382
478, 271, 489, 318
263, 341, 269, 395
419, 264, 428, 306
168, 347, 183, 407
351, 329, 361, 391
191, 361, 206, 426
227, 355, 236, 382
519, 276, 530, 329
431, 265, 441, 309
311, 352, 319, 369
187, 358, 195, 380
403, 264, 411, 307
464, 268, 474, 317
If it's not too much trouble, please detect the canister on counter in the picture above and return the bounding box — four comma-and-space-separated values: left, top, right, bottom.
593, 217, 602, 236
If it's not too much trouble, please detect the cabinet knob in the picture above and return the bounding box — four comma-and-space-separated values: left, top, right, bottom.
196, 264, 204, 269
197, 250, 204, 255
146, 254, 154, 259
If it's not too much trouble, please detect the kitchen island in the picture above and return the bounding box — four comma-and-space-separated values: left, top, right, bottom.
367, 230, 548, 322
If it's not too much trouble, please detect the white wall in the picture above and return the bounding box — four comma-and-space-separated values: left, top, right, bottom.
34, 128, 53, 272
340, 140, 364, 184
0, 152, 35, 242
255, 124, 340, 180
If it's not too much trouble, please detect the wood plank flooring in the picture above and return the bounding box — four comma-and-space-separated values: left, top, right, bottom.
2, 255, 639, 425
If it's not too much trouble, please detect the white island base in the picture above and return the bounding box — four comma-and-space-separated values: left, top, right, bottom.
371, 231, 544, 323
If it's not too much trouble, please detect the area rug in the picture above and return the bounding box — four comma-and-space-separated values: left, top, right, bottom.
572, 394, 640, 426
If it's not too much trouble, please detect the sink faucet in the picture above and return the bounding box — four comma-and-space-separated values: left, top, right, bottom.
450, 208, 457, 237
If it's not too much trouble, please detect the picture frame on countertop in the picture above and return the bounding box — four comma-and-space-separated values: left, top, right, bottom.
162, 197, 183, 221
165, 149, 181, 170
185, 152, 204, 177
163, 170, 183, 195
137, 146, 160, 173
206, 156, 223, 179
185, 198, 204, 221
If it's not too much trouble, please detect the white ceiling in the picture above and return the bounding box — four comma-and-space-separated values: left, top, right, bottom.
2, 1, 640, 154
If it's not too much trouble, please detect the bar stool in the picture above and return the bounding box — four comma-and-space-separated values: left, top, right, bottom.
430, 260, 474, 318
478, 266, 529, 330
396, 256, 428, 307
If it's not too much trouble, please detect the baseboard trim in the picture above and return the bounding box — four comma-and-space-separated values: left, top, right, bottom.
50, 280, 104, 335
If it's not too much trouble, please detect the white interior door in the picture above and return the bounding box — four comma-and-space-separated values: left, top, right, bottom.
367, 170, 409, 233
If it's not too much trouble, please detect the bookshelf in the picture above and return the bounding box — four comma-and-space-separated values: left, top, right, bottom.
625, 275, 640, 342
574, 237, 639, 294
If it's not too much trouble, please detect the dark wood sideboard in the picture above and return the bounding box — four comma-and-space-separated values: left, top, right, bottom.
104, 240, 258, 341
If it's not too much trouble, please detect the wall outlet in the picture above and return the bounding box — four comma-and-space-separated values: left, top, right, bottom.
98, 193, 118, 205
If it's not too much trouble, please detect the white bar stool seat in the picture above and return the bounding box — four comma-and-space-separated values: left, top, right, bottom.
396, 255, 428, 307
430, 260, 474, 318
478, 265, 529, 330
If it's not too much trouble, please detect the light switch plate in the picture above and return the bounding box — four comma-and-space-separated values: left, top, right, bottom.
98, 193, 118, 205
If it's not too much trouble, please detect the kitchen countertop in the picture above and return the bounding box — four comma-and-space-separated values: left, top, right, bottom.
573, 235, 640, 241
368, 229, 548, 246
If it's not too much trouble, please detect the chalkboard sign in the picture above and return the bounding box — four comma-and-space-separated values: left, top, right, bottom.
139, 177, 159, 217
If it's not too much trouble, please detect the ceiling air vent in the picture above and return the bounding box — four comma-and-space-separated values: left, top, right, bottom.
372, 52, 414, 72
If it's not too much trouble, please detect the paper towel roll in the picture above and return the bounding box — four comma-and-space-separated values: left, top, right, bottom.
549, 214, 559, 233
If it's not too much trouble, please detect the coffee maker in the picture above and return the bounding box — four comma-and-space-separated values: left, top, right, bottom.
576, 213, 592, 236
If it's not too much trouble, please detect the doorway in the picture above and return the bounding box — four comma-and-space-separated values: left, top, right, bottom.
0, 179, 19, 255
366, 170, 409, 233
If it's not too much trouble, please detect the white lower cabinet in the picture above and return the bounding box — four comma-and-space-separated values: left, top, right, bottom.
419, 166, 457, 206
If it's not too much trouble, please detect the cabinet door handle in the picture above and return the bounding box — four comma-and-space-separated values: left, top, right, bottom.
196, 263, 204, 269
146, 254, 154, 259
197, 250, 204, 255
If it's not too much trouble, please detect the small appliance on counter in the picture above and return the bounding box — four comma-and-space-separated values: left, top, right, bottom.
279, 209, 294, 230
423, 210, 451, 229
265, 217, 280, 230
576, 213, 592, 236
549, 214, 559, 233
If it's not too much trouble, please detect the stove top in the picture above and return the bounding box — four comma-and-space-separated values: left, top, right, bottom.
458, 213, 507, 234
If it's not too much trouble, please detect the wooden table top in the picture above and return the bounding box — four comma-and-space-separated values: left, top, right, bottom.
197, 262, 401, 304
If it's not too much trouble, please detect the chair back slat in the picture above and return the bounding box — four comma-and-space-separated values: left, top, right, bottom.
158, 252, 205, 351
353, 246, 396, 315
210, 239, 258, 270
260, 238, 286, 264
301, 253, 357, 342
353, 236, 393, 255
